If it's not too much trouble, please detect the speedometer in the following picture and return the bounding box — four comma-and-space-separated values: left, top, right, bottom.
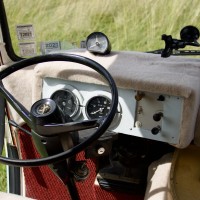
51, 89, 79, 117
86, 96, 111, 119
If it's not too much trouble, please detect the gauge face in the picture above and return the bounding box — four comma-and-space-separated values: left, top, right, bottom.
51, 90, 79, 117
36, 103, 51, 115
86, 96, 111, 119
86, 32, 111, 54
31, 99, 56, 118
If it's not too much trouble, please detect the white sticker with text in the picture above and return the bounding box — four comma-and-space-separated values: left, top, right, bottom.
16, 24, 35, 40
19, 42, 37, 57
40, 41, 61, 54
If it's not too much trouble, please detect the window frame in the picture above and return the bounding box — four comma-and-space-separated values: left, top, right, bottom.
0, 0, 23, 61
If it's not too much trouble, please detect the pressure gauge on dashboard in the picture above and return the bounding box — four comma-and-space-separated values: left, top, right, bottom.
85, 95, 121, 129
86, 96, 111, 119
86, 32, 111, 55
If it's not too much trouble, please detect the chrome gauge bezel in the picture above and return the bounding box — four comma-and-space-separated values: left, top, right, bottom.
42, 81, 84, 120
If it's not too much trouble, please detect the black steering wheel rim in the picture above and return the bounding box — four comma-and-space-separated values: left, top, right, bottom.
0, 53, 118, 167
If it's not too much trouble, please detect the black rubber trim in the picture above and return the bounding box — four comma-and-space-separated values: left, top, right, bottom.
7, 144, 21, 194
0, 95, 5, 155
0, 0, 23, 61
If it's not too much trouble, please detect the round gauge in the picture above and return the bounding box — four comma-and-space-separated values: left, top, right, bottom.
36, 103, 51, 115
86, 32, 111, 54
31, 99, 65, 125
51, 89, 79, 117
31, 99, 56, 117
86, 96, 111, 119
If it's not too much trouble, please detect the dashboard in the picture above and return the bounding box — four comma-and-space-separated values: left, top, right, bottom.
1, 44, 200, 200
3, 50, 199, 148
42, 77, 183, 144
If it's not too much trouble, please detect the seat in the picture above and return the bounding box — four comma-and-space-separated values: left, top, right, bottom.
0, 192, 34, 200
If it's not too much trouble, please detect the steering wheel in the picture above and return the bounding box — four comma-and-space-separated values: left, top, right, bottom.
0, 54, 118, 167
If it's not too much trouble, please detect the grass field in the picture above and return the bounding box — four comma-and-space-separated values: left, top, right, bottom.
4, 0, 200, 55
1, 0, 200, 193
0, 149, 6, 192
0, 164, 6, 191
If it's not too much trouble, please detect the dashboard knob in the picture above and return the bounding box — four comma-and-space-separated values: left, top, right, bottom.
151, 126, 161, 135
153, 112, 163, 121
157, 95, 165, 101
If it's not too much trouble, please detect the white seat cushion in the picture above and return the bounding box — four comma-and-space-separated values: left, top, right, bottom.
0, 192, 34, 200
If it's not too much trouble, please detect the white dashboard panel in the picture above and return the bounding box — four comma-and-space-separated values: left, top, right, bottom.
43, 77, 183, 144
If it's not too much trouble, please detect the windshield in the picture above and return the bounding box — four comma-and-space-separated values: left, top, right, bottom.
3, 0, 200, 57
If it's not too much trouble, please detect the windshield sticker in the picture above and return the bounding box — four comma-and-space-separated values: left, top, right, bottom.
19, 42, 37, 57
40, 41, 61, 54
16, 24, 35, 41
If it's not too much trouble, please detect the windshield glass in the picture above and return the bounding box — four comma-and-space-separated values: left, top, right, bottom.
3, 0, 200, 57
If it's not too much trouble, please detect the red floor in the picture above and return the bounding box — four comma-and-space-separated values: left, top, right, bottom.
18, 126, 144, 200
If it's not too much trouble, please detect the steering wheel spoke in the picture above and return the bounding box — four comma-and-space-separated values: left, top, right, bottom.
35, 119, 100, 136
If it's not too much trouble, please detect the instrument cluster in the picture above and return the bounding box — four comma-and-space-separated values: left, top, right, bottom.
43, 78, 122, 128
42, 77, 183, 145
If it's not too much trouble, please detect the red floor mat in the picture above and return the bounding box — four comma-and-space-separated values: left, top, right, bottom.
18, 125, 144, 200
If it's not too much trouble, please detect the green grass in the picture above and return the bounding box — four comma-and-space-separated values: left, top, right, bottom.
0, 148, 7, 192
3, 0, 200, 55
0, 164, 6, 191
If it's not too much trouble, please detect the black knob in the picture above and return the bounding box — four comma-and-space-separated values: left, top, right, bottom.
73, 161, 89, 181
180, 25, 199, 42
151, 126, 161, 135
153, 112, 163, 121
31, 98, 64, 125
157, 95, 165, 101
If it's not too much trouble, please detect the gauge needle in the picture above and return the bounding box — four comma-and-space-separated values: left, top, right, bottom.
90, 44, 97, 48
91, 108, 104, 114
91, 109, 100, 115
40, 104, 50, 114
95, 35, 100, 46
42, 106, 46, 114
